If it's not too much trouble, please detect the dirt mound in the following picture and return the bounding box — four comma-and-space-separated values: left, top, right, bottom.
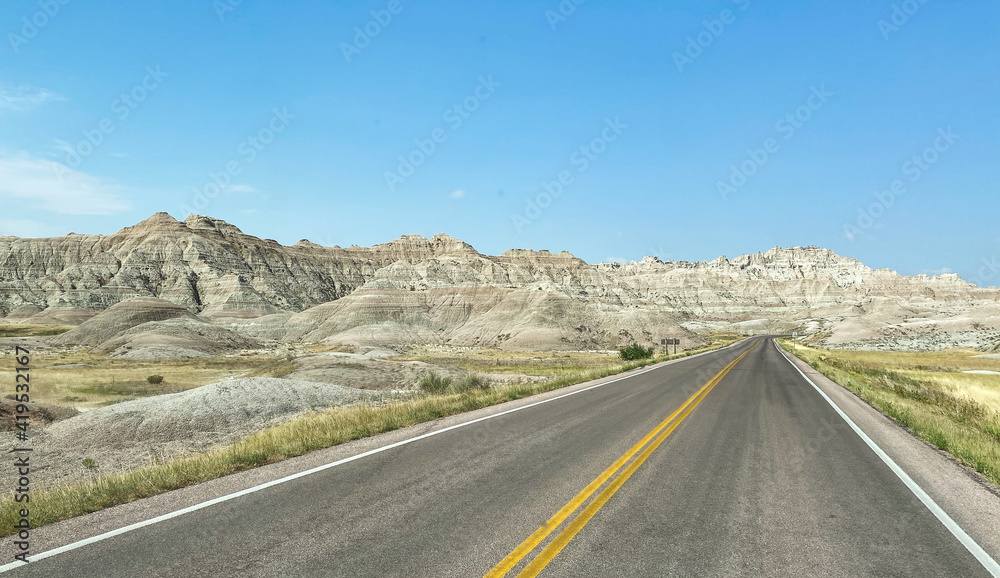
287, 350, 464, 390
102, 317, 264, 358
0, 377, 384, 489
51, 297, 263, 357
53, 297, 193, 347
0, 400, 78, 430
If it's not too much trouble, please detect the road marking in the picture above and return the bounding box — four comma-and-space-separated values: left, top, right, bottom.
775, 339, 1000, 578
488, 340, 758, 577
0, 341, 750, 573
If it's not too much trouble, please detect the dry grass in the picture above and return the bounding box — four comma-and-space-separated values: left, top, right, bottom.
304, 343, 358, 354
0, 338, 736, 536
398, 335, 739, 378
0, 349, 304, 409
781, 341, 1000, 486
397, 348, 620, 377
0, 323, 72, 337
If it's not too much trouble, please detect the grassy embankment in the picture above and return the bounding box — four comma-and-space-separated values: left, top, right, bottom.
0, 349, 301, 409
780, 340, 1000, 486
0, 337, 739, 535
0, 324, 72, 337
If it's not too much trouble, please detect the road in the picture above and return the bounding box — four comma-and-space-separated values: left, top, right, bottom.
6, 338, 998, 576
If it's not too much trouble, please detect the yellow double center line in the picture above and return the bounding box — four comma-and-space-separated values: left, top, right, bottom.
486, 340, 759, 577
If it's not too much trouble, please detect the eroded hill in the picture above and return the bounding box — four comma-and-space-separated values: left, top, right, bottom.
2, 213, 998, 354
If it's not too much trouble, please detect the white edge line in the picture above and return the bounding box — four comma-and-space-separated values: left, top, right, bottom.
774, 339, 1000, 577
0, 339, 752, 572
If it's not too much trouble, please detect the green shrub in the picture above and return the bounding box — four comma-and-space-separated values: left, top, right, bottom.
619, 343, 655, 361
454, 373, 490, 393
146, 375, 164, 385
418, 373, 452, 394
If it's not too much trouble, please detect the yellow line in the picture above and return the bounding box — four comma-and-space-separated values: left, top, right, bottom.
485, 340, 758, 577
518, 348, 746, 576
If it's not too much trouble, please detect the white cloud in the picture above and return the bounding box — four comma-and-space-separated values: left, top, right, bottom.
923, 267, 954, 276
0, 86, 65, 112
450, 189, 465, 199
226, 184, 258, 193
0, 219, 64, 238
0, 152, 130, 215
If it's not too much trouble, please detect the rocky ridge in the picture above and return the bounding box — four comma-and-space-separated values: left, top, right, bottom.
2, 213, 998, 353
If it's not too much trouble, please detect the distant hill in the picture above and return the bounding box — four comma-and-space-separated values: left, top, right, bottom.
2, 213, 998, 353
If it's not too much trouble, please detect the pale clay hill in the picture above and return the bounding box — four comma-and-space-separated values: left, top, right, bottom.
2, 212, 999, 356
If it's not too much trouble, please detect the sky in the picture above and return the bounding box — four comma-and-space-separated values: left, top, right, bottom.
1, 0, 998, 284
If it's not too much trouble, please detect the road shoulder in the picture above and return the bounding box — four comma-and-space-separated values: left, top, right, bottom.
781, 345, 1000, 565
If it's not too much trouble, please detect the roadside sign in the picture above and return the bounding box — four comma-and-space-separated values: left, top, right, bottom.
661, 338, 679, 354
792, 331, 799, 338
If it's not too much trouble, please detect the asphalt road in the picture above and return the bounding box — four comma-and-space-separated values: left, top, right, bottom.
7, 338, 997, 576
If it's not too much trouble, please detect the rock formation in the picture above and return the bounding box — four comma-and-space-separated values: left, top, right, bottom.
2, 213, 999, 353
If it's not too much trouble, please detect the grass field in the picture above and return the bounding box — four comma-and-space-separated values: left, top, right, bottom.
0, 323, 72, 337
398, 334, 743, 379
396, 348, 623, 377
0, 349, 301, 409
781, 340, 1000, 487
0, 337, 739, 535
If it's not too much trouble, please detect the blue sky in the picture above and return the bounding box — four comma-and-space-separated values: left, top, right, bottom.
1, 0, 998, 284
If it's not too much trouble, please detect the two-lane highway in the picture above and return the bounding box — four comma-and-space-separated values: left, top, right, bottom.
6, 338, 998, 576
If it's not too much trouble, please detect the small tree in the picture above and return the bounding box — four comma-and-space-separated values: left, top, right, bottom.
619, 342, 655, 361
147, 375, 164, 385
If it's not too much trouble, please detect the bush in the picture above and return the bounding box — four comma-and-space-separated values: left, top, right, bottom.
454, 373, 490, 393
146, 375, 164, 385
418, 372, 490, 394
619, 343, 654, 361
418, 373, 452, 394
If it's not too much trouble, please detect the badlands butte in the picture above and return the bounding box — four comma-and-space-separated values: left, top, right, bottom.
2, 211, 999, 355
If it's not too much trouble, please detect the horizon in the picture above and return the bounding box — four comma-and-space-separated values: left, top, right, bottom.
1, 1, 998, 284
0, 210, 981, 283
